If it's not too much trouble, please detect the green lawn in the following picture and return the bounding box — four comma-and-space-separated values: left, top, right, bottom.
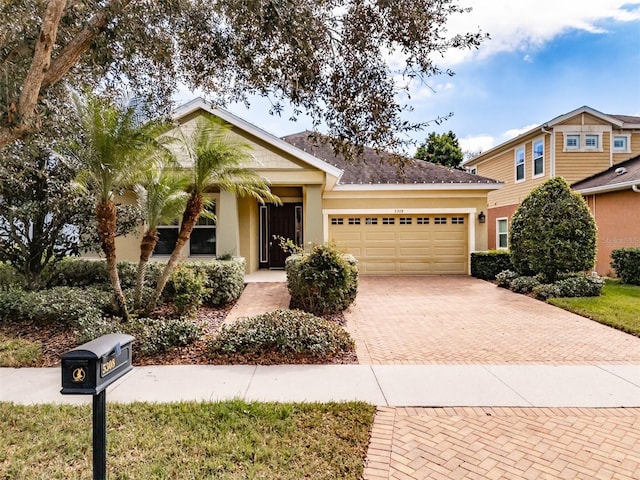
0, 400, 375, 479
549, 280, 640, 337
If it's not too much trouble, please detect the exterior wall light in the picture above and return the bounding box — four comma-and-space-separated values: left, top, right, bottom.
478, 211, 486, 223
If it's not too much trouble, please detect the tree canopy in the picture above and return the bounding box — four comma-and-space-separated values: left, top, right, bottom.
0, 0, 487, 154
414, 130, 463, 168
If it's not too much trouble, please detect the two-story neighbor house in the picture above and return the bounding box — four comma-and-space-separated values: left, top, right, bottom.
464, 106, 640, 275
110, 98, 502, 275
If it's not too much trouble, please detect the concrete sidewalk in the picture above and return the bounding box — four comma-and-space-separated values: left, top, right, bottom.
2, 363, 639, 407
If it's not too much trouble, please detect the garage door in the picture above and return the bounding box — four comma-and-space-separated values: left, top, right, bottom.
329, 214, 468, 274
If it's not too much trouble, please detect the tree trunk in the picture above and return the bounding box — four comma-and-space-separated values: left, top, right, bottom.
146, 194, 204, 313
134, 229, 158, 309
97, 201, 129, 320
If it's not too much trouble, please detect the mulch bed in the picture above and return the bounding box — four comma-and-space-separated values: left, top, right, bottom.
1, 303, 357, 367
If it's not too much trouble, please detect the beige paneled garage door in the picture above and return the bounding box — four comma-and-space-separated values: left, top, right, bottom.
329, 214, 468, 274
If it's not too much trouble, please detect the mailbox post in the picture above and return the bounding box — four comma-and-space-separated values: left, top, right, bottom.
61, 333, 134, 480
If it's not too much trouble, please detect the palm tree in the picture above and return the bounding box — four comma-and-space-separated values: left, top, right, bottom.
70, 93, 166, 319
146, 114, 281, 312
133, 159, 189, 309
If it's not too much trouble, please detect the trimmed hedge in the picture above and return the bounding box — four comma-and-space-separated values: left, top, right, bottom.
470, 251, 513, 280
611, 248, 640, 285
286, 244, 358, 316
208, 309, 355, 359
45, 257, 245, 306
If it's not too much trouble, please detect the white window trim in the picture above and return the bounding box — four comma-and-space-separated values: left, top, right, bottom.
564, 133, 581, 151
496, 217, 508, 250
613, 134, 631, 153
532, 138, 545, 178
514, 146, 525, 183
563, 132, 604, 152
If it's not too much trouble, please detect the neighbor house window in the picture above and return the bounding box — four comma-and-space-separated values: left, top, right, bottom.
585, 134, 599, 150
532, 139, 544, 177
497, 218, 508, 249
613, 135, 629, 152
515, 147, 525, 182
565, 134, 580, 150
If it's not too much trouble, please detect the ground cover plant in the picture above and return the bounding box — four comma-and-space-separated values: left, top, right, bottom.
0, 400, 375, 480
208, 309, 357, 364
548, 280, 640, 337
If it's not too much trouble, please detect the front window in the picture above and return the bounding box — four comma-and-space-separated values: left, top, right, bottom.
190, 206, 216, 255
154, 222, 179, 255
515, 147, 525, 182
533, 139, 544, 177
497, 218, 508, 249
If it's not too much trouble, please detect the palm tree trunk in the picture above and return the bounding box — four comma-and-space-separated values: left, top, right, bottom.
134, 229, 158, 309
146, 194, 204, 313
97, 201, 129, 320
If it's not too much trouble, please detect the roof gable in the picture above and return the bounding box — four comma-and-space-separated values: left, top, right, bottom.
172, 98, 342, 178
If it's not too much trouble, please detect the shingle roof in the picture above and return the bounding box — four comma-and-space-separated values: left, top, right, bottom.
572, 155, 640, 191
282, 131, 500, 186
608, 114, 640, 125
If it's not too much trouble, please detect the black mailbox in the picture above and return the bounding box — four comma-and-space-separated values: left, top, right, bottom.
61, 333, 134, 395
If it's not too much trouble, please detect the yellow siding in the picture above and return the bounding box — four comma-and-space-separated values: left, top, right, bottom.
478, 135, 551, 208
554, 132, 610, 183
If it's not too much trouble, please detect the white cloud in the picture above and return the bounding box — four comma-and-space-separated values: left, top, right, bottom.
460, 135, 495, 154
441, 0, 640, 65
503, 124, 539, 140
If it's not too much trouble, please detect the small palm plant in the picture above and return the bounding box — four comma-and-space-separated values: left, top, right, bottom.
69, 92, 168, 319
146, 114, 281, 312
133, 157, 189, 309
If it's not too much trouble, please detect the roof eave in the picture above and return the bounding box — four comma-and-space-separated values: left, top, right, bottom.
574, 180, 640, 195
333, 183, 504, 191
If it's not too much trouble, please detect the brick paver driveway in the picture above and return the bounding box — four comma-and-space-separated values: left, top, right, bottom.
344, 276, 640, 364
345, 276, 640, 479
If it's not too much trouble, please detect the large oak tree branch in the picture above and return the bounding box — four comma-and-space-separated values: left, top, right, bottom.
17, 0, 67, 124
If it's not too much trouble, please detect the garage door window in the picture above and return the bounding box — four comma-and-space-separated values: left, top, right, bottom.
452, 217, 464, 224
331, 218, 344, 225
382, 217, 395, 224
365, 217, 378, 224
434, 217, 447, 224
399, 217, 412, 224
417, 217, 429, 224
348, 218, 361, 225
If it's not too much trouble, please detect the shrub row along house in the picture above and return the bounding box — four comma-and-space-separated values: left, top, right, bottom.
108, 98, 502, 276
464, 106, 640, 276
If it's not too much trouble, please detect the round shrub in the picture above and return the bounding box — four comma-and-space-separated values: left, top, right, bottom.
286, 244, 358, 316
76, 315, 202, 357
495, 270, 518, 289
509, 275, 541, 294
509, 177, 597, 281
208, 309, 355, 361
554, 273, 603, 298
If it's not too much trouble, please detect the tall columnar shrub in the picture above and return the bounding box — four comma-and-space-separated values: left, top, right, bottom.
611, 248, 640, 285
509, 177, 597, 282
286, 244, 358, 316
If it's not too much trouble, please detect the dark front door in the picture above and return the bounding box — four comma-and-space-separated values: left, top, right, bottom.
259, 203, 302, 269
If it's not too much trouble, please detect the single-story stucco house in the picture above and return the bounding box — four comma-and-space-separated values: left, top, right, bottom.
112, 98, 503, 275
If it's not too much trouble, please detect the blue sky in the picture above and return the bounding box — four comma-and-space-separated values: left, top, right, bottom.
176, 0, 640, 156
